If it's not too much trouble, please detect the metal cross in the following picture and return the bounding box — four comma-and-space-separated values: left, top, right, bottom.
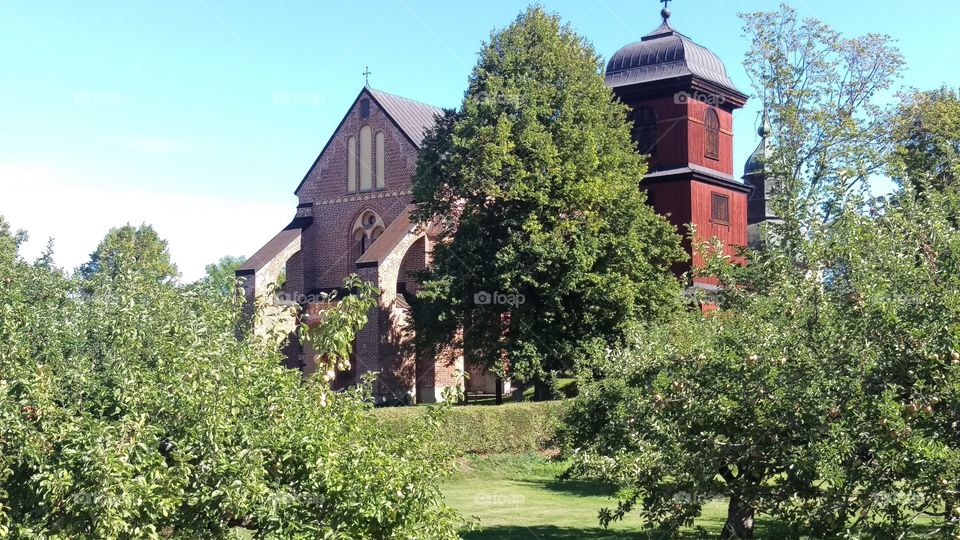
661, 0, 671, 9
362, 66, 372, 87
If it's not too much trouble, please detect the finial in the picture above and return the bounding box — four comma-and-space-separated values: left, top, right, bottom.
362, 66, 372, 87
660, 0, 671, 21
758, 102, 771, 137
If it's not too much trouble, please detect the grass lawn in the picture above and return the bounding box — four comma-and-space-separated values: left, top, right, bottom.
442, 452, 792, 539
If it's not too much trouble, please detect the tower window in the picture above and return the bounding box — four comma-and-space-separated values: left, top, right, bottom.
711, 192, 729, 223
629, 107, 658, 157
360, 99, 370, 118
705, 108, 720, 160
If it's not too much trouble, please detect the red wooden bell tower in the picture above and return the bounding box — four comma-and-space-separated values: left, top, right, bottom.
605, 5, 749, 290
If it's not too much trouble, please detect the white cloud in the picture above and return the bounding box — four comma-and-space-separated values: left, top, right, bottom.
0, 162, 292, 282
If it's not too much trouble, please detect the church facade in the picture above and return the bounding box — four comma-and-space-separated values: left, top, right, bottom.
238, 8, 768, 403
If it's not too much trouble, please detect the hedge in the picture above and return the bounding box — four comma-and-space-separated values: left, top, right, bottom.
373, 400, 569, 455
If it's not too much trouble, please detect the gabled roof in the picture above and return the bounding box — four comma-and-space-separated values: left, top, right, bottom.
367, 88, 443, 148
294, 87, 444, 196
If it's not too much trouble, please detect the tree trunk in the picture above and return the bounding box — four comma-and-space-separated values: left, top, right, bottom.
511, 381, 526, 402
721, 494, 754, 539
533, 378, 549, 402
495, 377, 503, 405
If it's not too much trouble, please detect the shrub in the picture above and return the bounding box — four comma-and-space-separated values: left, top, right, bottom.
375, 401, 568, 455
0, 218, 462, 539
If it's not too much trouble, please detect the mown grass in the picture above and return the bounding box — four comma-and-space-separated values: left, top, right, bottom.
442, 453, 777, 539
441, 453, 945, 539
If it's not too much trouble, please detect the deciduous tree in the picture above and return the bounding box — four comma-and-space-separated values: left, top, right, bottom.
411, 6, 685, 391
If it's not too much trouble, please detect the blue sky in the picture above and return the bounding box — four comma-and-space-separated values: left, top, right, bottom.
1, 0, 957, 280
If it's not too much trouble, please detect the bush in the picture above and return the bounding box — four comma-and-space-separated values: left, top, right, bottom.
0, 218, 462, 539
374, 401, 568, 455
561, 192, 960, 538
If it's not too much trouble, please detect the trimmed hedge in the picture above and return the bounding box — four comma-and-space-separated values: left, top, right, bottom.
373, 401, 569, 455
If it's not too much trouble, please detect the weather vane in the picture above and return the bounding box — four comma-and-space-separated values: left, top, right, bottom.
363, 65, 372, 87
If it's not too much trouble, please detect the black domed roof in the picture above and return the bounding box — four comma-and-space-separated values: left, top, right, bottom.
605, 18, 742, 95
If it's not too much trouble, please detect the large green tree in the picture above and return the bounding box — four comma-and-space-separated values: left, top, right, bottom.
78, 223, 179, 284
741, 3, 903, 250
411, 6, 685, 391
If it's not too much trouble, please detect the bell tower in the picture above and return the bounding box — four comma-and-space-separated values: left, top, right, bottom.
605, 4, 749, 288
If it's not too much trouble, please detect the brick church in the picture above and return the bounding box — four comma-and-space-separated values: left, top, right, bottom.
238, 7, 772, 403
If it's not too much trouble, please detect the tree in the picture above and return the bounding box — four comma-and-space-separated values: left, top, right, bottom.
202, 254, 247, 296
562, 6, 960, 539
411, 6, 685, 393
0, 216, 27, 264
564, 194, 960, 538
78, 223, 179, 284
890, 87, 960, 194
0, 220, 463, 539
740, 3, 903, 249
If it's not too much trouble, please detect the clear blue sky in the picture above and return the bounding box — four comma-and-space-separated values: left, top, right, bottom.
1, 0, 957, 280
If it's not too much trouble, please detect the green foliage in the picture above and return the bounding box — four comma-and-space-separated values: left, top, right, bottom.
374, 401, 567, 455
564, 188, 960, 538
0, 221, 462, 539
77, 223, 179, 284
890, 87, 960, 194
411, 6, 685, 384
202, 255, 247, 297
740, 3, 904, 245
563, 6, 960, 538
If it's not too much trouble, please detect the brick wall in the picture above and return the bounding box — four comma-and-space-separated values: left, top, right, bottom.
296, 90, 421, 292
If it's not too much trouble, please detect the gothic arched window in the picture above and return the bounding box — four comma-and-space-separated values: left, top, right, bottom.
375, 131, 385, 189
359, 126, 373, 190
351, 210, 384, 263
704, 108, 720, 160
629, 107, 658, 156
347, 136, 357, 193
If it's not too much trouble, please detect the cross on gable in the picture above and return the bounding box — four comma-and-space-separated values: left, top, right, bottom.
363, 66, 372, 87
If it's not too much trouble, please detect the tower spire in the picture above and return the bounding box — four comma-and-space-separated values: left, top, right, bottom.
660, 0, 672, 21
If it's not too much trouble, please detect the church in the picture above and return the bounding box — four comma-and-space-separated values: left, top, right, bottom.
237, 6, 773, 403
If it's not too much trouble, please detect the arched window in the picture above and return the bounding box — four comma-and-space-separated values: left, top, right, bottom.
347, 136, 357, 192
354, 228, 366, 256
351, 210, 384, 263
704, 108, 720, 160
629, 107, 658, 156
375, 131, 385, 189
359, 126, 372, 190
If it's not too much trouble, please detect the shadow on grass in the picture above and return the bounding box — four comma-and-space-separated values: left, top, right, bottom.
461, 525, 692, 540
513, 478, 619, 498
462, 523, 804, 540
